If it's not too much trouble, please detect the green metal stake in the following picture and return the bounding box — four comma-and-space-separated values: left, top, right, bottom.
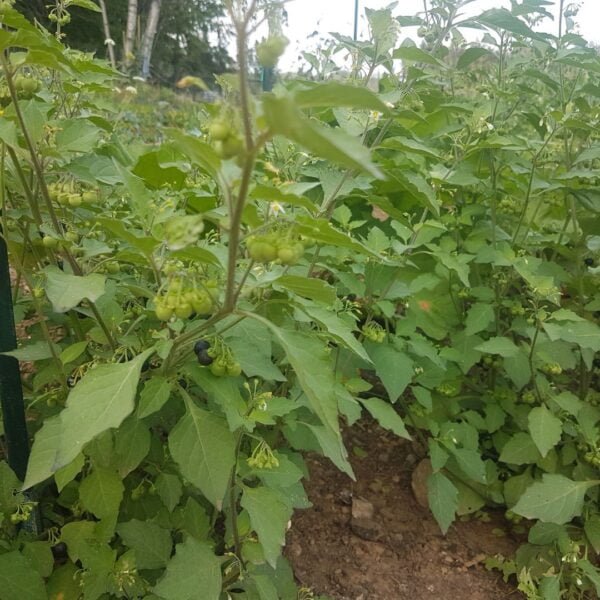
262, 67, 274, 92
0, 226, 30, 481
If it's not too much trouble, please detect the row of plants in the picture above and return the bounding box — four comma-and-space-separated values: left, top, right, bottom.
0, 0, 599, 598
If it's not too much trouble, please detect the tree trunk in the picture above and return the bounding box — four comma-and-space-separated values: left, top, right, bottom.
140, 0, 162, 80
98, 0, 116, 69
123, 0, 138, 70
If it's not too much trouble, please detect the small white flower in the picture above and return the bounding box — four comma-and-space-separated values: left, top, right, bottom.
124, 86, 138, 95
270, 201, 285, 216
104, 38, 116, 47
132, 76, 145, 83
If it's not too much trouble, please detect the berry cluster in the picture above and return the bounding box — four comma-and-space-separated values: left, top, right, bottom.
436, 381, 461, 397
10, 502, 36, 524
362, 322, 386, 343
48, 182, 100, 208
208, 118, 244, 160
541, 362, 563, 376
584, 449, 600, 468
194, 338, 241, 377
247, 440, 280, 470
256, 35, 289, 69
154, 275, 216, 322
247, 227, 305, 266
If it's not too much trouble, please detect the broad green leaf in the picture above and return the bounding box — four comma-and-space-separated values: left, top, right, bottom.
359, 398, 410, 439
499, 432, 541, 465
579, 561, 600, 596
294, 81, 390, 113
153, 538, 221, 600
22, 542, 53, 578
79, 467, 124, 520
307, 424, 354, 479
0, 551, 47, 600
241, 486, 293, 568
23, 351, 151, 488
117, 520, 172, 570
55, 118, 100, 152
54, 350, 151, 470
475, 336, 519, 358
513, 475, 599, 524
475, 8, 543, 40
275, 275, 336, 304
247, 314, 341, 439
0, 118, 19, 148
155, 472, 183, 512
584, 515, 600, 554
464, 303, 494, 336
2, 340, 59, 361
59, 341, 89, 365
0, 462, 22, 513
168, 394, 236, 510
393, 45, 446, 68
543, 321, 600, 352
368, 343, 413, 402
528, 406, 562, 458
449, 447, 487, 484
113, 418, 150, 477
44, 267, 106, 313
167, 129, 221, 181
298, 303, 371, 363
23, 416, 62, 489
70, 0, 101, 12
54, 453, 85, 492
456, 47, 494, 70
137, 377, 172, 419
263, 94, 382, 178
427, 471, 458, 534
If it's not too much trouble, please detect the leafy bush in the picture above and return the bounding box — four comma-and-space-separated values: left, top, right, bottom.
0, 0, 599, 598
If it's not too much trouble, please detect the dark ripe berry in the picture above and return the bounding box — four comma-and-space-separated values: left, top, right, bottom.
51, 542, 68, 560
178, 378, 188, 389
67, 376, 76, 388
197, 351, 214, 366
593, 358, 600, 369
194, 340, 210, 355
584, 258, 595, 267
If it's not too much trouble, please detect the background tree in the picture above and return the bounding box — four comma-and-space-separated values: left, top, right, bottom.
14, 0, 232, 86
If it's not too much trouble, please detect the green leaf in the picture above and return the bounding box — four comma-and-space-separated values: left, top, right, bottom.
298, 304, 371, 363
55, 118, 100, 152
499, 432, 541, 465
24, 352, 151, 487
54, 453, 85, 492
307, 424, 354, 479
59, 341, 89, 365
475, 336, 519, 358
456, 47, 494, 70
113, 418, 150, 477
137, 377, 172, 419
167, 129, 221, 181
23, 416, 62, 489
117, 520, 172, 570
513, 475, 599, 524
359, 398, 410, 439
79, 467, 124, 520
475, 8, 543, 40
0, 462, 22, 513
44, 267, 106, 313
294, 81, 390, 113
464, 303, 494, 336
70, 0, 101, 12
393, 45, 446, 68
241, 486, 293, 568
2, 340, 59, 361
275, 275, 336, 304
0, 551, 47, 600
584, 515, 600, 554
579, 560, 600, 596
155, 473, 183, 512
153, 538, 221, 600
528, 406, 562, 458
449, 447, 487, 484
168, 393, 236, 510
263, 94, 382, 178
368, 343, 413, 402
427, 471, 458, 534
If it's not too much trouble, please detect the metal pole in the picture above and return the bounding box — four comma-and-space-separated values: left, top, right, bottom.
0, 226, 30, 482
354, 0, 359, 41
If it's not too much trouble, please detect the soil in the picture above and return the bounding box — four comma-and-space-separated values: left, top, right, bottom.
286, 421, 523, 600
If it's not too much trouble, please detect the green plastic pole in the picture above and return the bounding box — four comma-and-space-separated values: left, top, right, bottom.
354, 0, 359, 41
0, 226, 30, 481
262, 67, 274, 92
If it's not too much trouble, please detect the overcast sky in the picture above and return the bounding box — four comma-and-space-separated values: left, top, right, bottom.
276, 0, 599, 69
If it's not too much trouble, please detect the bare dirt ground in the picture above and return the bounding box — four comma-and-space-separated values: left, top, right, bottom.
287, 422, 522, 600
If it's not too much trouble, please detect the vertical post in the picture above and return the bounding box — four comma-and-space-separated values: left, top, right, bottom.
354, 0, 359, 41
262, 67, 274, 92
0, 227, 30, 482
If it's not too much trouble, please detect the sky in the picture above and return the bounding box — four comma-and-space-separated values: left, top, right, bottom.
274, 0, 600, 70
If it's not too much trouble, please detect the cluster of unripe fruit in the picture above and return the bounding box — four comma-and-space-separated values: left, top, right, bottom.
247, 440, 280, 470
362, 322, 386, 343
0, 73, 40, 106
41, 229, 79, 249
48, 182, 100, 208
246, 226, 305, 266
154, 275, 216, 322
193, 339, 242, 377
208, 118, 244, 160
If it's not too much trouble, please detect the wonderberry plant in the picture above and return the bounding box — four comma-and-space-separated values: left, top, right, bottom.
0, 0, 599, 598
